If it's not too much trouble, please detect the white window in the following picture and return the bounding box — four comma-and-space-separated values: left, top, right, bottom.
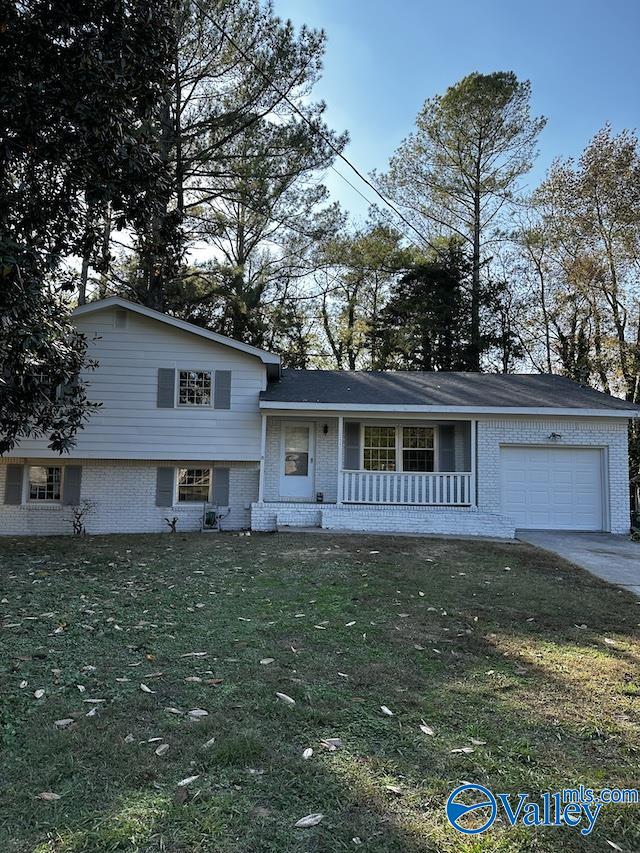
28, 466, 62, 501
362, 426, 436, 472
363, 426, 397, 471
177, 468, 211, 502
178, 370, 212, 406
402, 427, 435, 472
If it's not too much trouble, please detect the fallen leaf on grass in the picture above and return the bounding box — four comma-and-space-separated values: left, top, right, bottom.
295, 813, 323, 828
606, 842, 623, 851
140, 683, 155, 693
320, 738, 342, 751
37, 792, 61, 801
276, 692, 295, 705
54, 719, 75, 729
203, 736, 216, 749
380, 705, 394, 717
451, 746, 475, 754
419, 722, 435, 736
469, 737, 487, 746
177, 775, 200, 787
302, 748, 313, 760
34, 689, 45, 699
165, 707, 183, 715
188, 708, 208, 719
386, 785, 403, 795
124, 734, 135, 744
260, 658, 275, 665
85, 707, 99, 717
155, 743, 170, 756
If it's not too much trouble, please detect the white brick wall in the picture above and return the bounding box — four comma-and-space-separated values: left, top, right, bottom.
250, 501, 514, 538
476, 416, 630, 534
0, 459, 259, 536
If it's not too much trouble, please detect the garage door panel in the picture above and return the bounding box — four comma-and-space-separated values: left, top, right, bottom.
500, 446, 603, 531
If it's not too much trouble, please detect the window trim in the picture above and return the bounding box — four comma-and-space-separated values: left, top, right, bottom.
26, 465, 63, 503
360, 424, 439, 473
175, 466, 213, 504
176, 369, 213, 408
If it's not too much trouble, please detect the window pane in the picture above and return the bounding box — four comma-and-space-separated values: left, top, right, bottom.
402, 427, 434, 449
29, 466, 61, 501
363, 426, 396, 471
284, 426, 309, 476
402, 449, 434, 472
178, 371, 212, 406
177, 468, 211, 502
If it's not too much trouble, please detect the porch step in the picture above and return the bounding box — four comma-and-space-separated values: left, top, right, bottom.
275, 508, 322, 530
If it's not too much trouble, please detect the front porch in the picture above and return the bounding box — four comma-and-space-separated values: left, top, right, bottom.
257, 414, 477, 508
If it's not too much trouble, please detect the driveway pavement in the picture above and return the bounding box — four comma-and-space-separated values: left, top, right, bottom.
516, 531, 640, 596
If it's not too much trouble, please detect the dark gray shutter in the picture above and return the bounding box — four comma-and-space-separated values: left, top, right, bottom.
156, 467, 175, 507
157, 368, 175, 408
438, 425, 456, 472
213, 466, 230, 506
63, 465, 82, 505
214, 370, 231, 409
4, 464, 24, 504
343, 422, 361, 470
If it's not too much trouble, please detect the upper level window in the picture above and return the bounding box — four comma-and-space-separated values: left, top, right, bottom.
363, 426, 396, 471
178, 370, 212, 406
177, 468, 211, 502
28, 466, 62, 501
402, 427, 435, 472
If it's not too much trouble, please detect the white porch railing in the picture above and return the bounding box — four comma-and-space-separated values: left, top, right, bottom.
341, 470, 472, 506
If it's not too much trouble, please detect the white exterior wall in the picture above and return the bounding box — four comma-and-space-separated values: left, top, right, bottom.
7, 308, 266, 461
476, 416, 630, 534
0, 460, 258, 535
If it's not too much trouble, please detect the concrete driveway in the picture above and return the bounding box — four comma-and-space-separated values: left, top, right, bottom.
517, 531, 640, 596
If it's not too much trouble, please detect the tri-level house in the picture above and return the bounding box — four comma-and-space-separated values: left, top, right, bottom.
2, 296, 639, 538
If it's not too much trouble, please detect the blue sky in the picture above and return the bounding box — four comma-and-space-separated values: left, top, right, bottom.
273, 0, 640, 221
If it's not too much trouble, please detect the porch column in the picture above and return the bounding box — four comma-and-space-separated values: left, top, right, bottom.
257, 413, 267, 504
336, 415, 344, 505
470, 419, 477, 507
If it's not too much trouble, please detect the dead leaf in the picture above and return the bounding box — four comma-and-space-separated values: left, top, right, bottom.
386, 784, 403, 795
302, 747, 313, 760
260, 658, 275, 665
380, 705, 394, 717
165, 707, 183, 715
38, 792, 61, 801
85, 707, 99, 717
606, 842, 623, 851
34, 689, 45, 699
451, 746, 475, 754
276, 692, 295, 705
469, 737, 487, 746
320, 737, 342, 751
419, 722, 435, 736
188, 708, 209, 719
294, 813, 323, 828
124, 733, 134, 743
203, 736, 216, 749
177, 775, 200, 787
54, 718, 75, 729
140, 683, 154, 693
155, 743, 170, 756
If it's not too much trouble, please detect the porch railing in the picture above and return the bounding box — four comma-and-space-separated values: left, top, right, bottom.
341, 470, 472, 506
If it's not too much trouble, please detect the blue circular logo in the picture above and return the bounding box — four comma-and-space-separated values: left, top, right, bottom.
446, 784, 497, 834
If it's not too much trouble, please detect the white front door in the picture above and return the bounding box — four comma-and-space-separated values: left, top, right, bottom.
279, 422, 315, 499
500, 446, 604, 530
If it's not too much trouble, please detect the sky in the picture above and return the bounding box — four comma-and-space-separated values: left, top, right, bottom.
273, 0, 640, 222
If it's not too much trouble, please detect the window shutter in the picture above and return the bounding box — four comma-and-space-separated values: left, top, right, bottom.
343, 422, 361, 470
157, 368, 175, 408
4, 464, 24, 504
213, 467, 230, 506
156, 467, 174, 507
438, 425, 456, 472
63, 465, 82, 505
456, 422, 471, 471
214, 370, 231, 409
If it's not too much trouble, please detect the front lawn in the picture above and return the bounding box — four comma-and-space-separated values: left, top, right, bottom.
0, 532, 638, 852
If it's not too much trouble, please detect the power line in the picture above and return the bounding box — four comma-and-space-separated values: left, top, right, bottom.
190, 0, 437, 254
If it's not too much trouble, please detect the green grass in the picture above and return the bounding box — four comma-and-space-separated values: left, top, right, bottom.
0, 531, 638, 852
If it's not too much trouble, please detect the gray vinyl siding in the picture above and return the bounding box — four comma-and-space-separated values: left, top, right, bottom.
9, 309, 266, 461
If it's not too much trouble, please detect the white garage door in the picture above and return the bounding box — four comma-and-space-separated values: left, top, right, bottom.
500, 446, 604, 531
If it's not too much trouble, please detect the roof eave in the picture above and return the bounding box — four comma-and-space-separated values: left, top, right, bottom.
258, 400, 639, 418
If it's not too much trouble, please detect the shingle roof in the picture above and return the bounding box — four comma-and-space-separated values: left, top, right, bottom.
261, 370, 640, 412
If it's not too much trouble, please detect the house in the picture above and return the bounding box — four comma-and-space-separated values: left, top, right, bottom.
1, 296, 638, 538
